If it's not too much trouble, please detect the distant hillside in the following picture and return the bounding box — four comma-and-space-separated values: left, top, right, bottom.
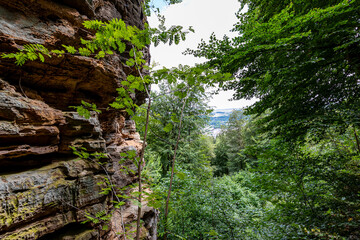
209, 108, 242, 135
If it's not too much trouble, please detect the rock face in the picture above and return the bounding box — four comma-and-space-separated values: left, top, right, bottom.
0, 0, 156, 239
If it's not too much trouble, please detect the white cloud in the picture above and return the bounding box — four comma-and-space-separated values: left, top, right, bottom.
148, 0, 256, 109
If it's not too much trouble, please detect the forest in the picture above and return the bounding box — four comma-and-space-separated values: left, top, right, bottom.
137, 0, 359, 239
1, 0, 359, 239
139, 0, 360, 239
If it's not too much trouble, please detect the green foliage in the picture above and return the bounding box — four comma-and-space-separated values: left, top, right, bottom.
83, 210, 112, 225
187, 2, 360, 237
152, 64, 232, 86
69, 100, 101, 119
81, 18, 146, 54
155, 169, 274, 239
71, 146, 147, 236
70, 146, 108, 161
2, 17, 192, 73
62, 45, 77, 54
150, 23, 194, 47
1, 44, 51, 65
234, 119, 360, 239
210, 111, 360, 239
132, 63, 231, 177
212, 133, 230, 176
142, 151, 163, 183
190, 0, 360, 142
136, 81, 212, 175
212, 110, 258, 175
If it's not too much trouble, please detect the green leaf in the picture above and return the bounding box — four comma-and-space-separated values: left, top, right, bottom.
62, 45, 77, 54
163, 123, 173, 132
96, 50, 105, 59
176, 171, 186, 180
102, 225, 109, 231
130, 199, 142, 208
120, 152, 128, 157
38, 53, 45, 62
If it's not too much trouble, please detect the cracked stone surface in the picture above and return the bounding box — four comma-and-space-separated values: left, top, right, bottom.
0, 0, 156, 239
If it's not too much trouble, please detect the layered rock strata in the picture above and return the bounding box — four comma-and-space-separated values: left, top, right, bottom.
0, 0, 156, 239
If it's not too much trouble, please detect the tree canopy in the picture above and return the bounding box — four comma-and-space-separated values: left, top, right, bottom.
190, 0, 360, 141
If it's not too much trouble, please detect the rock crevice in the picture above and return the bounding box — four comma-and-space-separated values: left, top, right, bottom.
0, 0, 155, 239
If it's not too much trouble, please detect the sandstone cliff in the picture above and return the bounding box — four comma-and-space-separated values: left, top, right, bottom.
0, 0, 156, 239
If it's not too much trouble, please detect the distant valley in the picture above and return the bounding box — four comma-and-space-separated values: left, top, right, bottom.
208, 108, 242, 136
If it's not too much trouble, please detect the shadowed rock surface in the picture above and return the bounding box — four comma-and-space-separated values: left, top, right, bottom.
0, 0, 156, 239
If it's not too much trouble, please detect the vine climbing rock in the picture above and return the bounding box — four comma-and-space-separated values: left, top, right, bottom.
0, 0, 156, 239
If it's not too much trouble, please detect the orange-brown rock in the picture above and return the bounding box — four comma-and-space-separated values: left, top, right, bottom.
0, 0, 156, 239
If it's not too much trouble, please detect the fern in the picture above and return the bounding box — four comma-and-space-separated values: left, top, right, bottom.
2, 44, 51, 65
69, 101, 101, 119
62, 44, 77, 54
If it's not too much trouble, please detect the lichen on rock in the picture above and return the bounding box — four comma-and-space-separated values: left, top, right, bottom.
0, 0, 156, 239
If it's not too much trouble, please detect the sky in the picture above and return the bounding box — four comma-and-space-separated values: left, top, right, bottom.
148, 0, 257, 109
